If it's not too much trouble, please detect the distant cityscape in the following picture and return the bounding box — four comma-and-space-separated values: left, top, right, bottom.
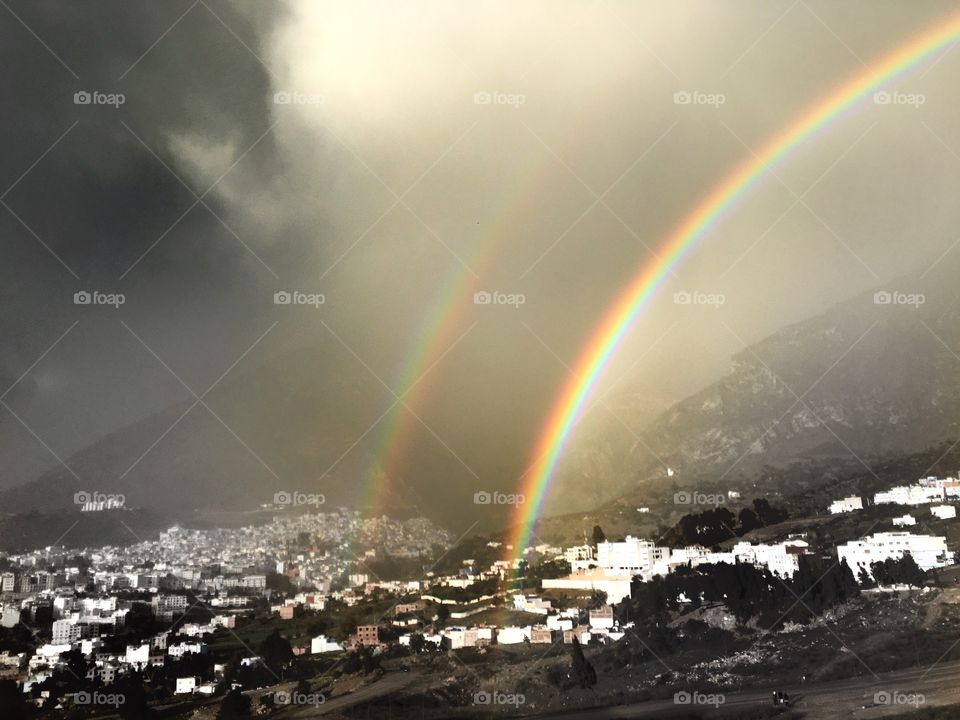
0, 471, 956, 714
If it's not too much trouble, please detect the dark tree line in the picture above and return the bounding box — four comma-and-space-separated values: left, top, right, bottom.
623, 555, 858, 627
662, 499, 790, 548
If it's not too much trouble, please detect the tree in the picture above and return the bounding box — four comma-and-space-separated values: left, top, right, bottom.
259, 629, 294, 674
592, 525, 606, 546
218, 688, 251, 719
568, 637, 597, 689
737, 507, 763, 535
408, 633, 426, 654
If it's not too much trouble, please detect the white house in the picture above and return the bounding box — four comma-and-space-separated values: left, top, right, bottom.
875, 486, 944, 506
893, 514, 917, 527
588, 606, 614, 630
175, 677, 197, 695
931, 505, 957, 520
496, 626, 528, 644
838, 532, 951, 579
829, 496, 863, 514
310, 635, 343, 654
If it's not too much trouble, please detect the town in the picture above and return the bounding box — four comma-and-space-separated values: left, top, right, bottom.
1, 473, 958, 718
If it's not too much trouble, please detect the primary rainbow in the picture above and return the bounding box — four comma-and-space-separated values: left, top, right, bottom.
507, 12, 960, 560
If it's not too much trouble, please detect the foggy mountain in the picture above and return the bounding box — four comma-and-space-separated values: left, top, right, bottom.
545, 259, 960, 513
3, 260, 959, 533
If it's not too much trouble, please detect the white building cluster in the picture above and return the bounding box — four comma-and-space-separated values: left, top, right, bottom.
838, 532, 952, 579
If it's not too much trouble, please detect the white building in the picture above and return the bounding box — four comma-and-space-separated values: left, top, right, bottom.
596, 536, 667, 574
310, 635, 343, 654
542, 570, 633, 604
496, 626, 528, 644
829, 496, 863, 514
893, 514, 917, 527
931, 505, 957, 520
838, 532, 952, 579
875, 485, 944, 506
588, 606, 614, 629
175, 677, 197, 695
51, 620, 79, 646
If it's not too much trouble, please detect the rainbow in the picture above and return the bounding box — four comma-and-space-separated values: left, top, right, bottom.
507, 12, 960, 560
357, 137, 553, 515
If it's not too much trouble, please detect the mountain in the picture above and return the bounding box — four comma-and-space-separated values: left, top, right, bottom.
544, 261, 960, 513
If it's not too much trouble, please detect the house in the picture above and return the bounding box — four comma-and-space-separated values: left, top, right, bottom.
829, 496, 863, 514
563, 628, 591, 644
875, 486, 944, 506
530, 626, 554, 644
589, 606, 614, 629
353, 625, 380, 647
175, 677, 197, 695
310, 635, 343, 654
893, 514, 917, 527
496, 626, 528, 644
932, 505, 957, 520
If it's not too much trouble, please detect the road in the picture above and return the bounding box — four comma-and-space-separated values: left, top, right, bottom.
531, 658, 960, 719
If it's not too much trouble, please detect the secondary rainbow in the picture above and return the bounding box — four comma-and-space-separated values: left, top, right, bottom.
357, 136, 557, 514
507, 12, 960, 559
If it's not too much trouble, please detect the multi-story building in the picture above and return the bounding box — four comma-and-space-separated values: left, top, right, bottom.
838, 532, 951, 579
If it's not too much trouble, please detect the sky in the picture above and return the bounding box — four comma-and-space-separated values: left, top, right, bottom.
2, 0, 960, 524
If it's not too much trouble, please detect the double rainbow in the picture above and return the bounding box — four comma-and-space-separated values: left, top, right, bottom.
507, 12, 960, 559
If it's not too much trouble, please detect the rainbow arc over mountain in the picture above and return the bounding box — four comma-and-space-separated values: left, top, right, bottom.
506, 11, 960, 559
